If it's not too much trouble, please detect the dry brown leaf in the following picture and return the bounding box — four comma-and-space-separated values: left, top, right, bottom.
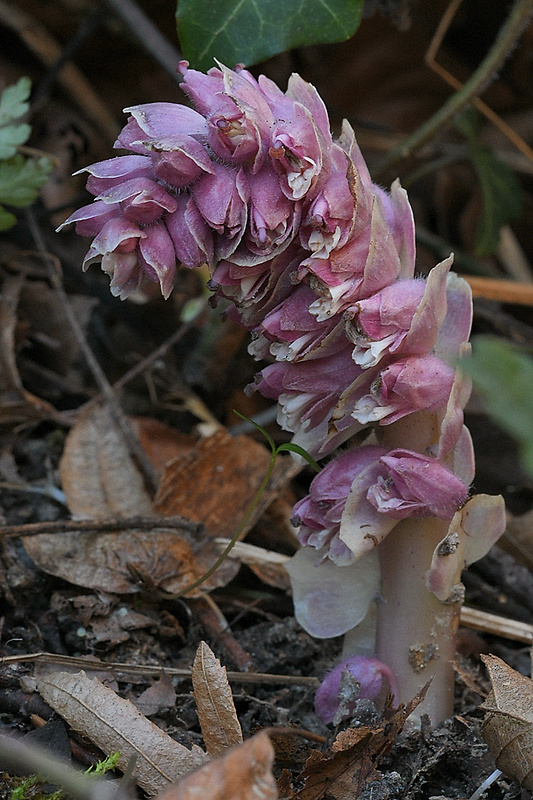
154, 428, 272, 539
22, 404, 232, 595
481, 654, 533, 789
60, 403, 154, 519
191, 641, 243, 758
279, 688, 428, 800
157, 730, 276, 800
134, 673, 177, 717
36, 670, 208, 796
129, 417, 198, 477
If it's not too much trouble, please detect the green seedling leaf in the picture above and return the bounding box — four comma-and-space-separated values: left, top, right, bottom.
233, 409, 276, 453
0, 154, 53, 207
277, 442, 320, 472
466, 336, 533, 478
456, 107, 523, 256
0, 77, 32, 159
176, 0, 363, 71
0, 76, 31, 124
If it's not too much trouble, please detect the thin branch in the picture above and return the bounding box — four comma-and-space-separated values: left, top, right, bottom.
0, 515, 202, 539
25, 210, 159, 497
372, 0, 533, 178
0, 652, 320, 687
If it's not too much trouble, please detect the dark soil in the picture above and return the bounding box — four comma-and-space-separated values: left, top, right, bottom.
1, 2, 533, 799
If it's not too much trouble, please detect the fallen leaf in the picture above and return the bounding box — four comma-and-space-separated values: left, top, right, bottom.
192, 641, 243, 758
22, 404, 233, 596
157, 731, 276, 800
134, 673, 177, 717
36, 670, 208, 796
279, 688, 428, 800
481, 654, 533, 790
129, 416, 198, 477
60, 402, 154, 519
154, 428, 273, 539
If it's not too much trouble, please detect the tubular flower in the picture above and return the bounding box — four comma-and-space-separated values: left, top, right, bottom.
291, 446, 469, 565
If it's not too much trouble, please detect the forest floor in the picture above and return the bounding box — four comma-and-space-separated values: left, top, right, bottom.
1, 2, 533, 799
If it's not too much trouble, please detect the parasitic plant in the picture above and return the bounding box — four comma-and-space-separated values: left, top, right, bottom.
59, 62, 506, 725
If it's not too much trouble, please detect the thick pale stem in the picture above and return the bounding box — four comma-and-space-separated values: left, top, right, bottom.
376, 410, 460, 725
375, 516, 460, 724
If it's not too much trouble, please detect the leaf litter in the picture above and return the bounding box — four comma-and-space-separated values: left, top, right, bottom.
2, 3, 533, 799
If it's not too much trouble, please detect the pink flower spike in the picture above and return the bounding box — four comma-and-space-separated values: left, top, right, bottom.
371, 449, 469, 520
315, 655, 397, 724
56, 199, 120, 237
96, 177, 178, 225
137, 221, 176, 299
80, 155, 153, 194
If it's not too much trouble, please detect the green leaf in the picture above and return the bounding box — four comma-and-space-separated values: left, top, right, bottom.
176, 0, 363, 71
0, 122, 31, 160
0, 77, 32, 159
465, 336, 533, 478
456, 107, 523, 256
0, 77, 31, 126
0, 154, 53, 207
276, 442, 321, 472
0, 204, 17, 231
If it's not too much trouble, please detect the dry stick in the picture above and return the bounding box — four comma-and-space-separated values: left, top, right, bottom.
103, 0, 183, 84
371, 0, 533, 179
25, 211, 159, 497
0, 652, 319, 687
77, 301, 207, 415
0, 515, 201, 539
461, 274, 533, 306
0, 0, 119, 141
426, 0, 533, 167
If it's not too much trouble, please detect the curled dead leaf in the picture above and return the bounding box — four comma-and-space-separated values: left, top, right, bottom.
192, 641, 243, 758
36, 670, 208, 796
481, 654, 533, 789
23, 405, 238, 596
157, 731, 277, 800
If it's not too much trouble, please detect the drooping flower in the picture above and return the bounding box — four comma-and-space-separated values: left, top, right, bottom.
291, 445, 469, 564
344, 257, 451, 369
314, 655, 397, 724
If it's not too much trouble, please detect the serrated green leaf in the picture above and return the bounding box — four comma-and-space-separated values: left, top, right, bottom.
0, 77, 31, 127
0, 121, 31, 160
465, 336, 533, 478
0, 153, 53, 208
0, 204, 17, 231
176, 0, 363, 71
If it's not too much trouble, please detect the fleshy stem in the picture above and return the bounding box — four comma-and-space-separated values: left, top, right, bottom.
371, 0, 533, 179
167, 414, 320, 599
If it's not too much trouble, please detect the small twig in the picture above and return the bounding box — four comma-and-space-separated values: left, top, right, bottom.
372, 0, 533, 178
0, 652, 320, 687
189, 594, 255, 672
0, 515, 201, 539
25, 210, 159, 497
0, 0, 119, 141
426, 0, 533, 167
103, 0, 183, 83
462, 274, 533, 306
459, 606, 533, 645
